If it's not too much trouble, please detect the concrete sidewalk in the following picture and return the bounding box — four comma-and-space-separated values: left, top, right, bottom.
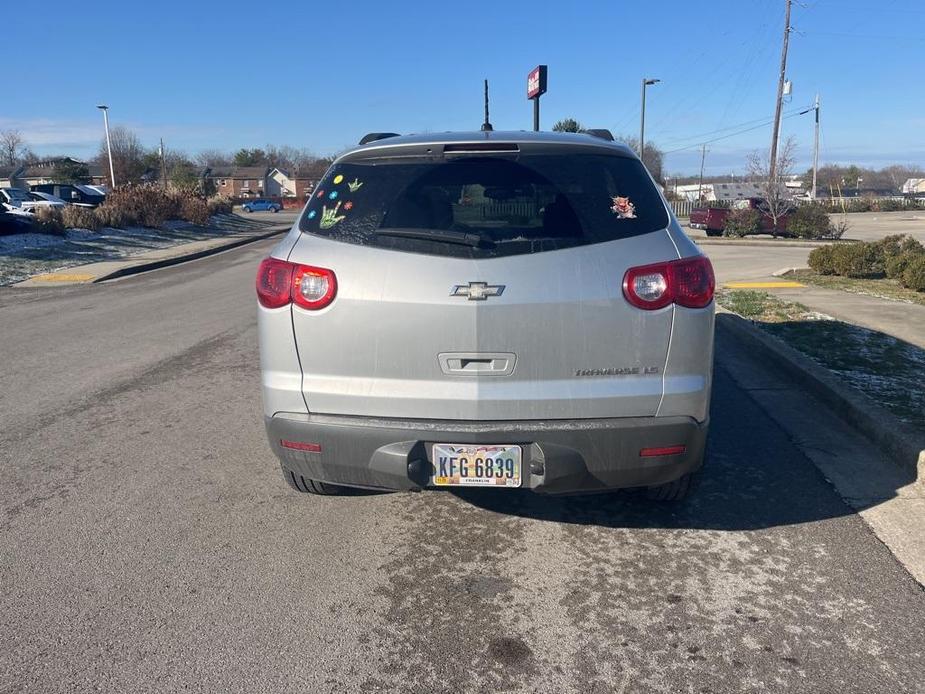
765, 284, 925, 350
14, 222, 290, 287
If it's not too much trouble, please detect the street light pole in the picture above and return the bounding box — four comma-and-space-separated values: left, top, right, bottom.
640, 78, 660, 164
97, 105, 116, 189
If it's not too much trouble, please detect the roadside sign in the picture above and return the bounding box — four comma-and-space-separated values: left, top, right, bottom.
527, 65, 547, 99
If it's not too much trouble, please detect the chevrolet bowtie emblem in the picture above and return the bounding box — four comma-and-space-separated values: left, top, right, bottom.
451, 282, 506, 301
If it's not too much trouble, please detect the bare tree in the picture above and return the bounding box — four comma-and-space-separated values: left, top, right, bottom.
747, 136, 797, 234
97, 126, 146, 185
1, 130, 28, 167
616, 134, 665, 183
195, 149, 232, 168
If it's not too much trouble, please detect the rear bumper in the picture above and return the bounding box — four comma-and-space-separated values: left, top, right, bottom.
265, 412, 708, 495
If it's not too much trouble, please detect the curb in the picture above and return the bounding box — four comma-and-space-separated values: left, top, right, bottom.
695, 239, 825, 248
92, 225, 290, 283
716, 311, 925, 478
772, 266, 809, 277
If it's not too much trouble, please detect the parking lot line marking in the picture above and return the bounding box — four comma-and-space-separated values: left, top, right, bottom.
31, 273, 96, 282
724, 281, 805, 289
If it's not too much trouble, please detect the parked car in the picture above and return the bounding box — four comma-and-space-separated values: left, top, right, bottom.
242, 198, 281, 213
257, 130, 715, 500
1, 187, 64, 215
28, 191, 68, 207
689, 197, 793, 236
0, 209, 34, 235
30, 184, 105, 208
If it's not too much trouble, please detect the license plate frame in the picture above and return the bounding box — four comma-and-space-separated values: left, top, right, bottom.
431, 444, 522, 488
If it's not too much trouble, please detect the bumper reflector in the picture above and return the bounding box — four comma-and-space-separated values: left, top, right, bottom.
280, 439, 322, 453
639, 445, 686, 457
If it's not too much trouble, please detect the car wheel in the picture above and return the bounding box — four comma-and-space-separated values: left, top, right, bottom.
705, 229, 722, 237
283, 469, 347, 495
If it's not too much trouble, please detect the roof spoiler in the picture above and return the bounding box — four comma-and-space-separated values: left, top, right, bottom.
359, 132, 401, 145
581, 129, 615, 142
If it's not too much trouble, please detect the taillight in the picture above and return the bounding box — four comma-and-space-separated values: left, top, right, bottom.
623, 256, 714, 310
256, 257, 337, 310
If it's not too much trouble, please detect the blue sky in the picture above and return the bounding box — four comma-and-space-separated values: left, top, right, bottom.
5, 0, 923, 175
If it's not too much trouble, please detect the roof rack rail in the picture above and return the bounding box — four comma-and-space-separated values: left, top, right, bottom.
581, 129, 615, 142
358, 132, 401, 145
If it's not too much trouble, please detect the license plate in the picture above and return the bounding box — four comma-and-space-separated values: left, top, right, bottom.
431, 444, 522, 488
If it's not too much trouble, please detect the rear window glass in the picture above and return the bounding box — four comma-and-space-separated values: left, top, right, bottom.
299, 153, 669, 258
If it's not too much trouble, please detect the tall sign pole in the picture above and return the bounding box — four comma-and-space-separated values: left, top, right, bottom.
527, 65, 547, 131
768, 0, 793, 184
640, 77, 660, 162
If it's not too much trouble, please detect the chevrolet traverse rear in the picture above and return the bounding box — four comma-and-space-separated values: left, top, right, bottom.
257, 131, 714, 499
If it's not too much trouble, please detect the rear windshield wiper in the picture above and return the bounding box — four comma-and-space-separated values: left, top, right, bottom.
374, 227, 495, 248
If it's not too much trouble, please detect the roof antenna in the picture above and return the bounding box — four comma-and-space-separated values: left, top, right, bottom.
481, 79, 493, 131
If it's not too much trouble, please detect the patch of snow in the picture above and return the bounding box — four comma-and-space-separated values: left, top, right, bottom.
0, 233, 65, 252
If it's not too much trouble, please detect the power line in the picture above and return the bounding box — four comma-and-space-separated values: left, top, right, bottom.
659, 106, 810, 149
662, 109, 810, 155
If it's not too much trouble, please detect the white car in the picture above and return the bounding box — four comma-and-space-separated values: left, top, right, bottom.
29, 191, 68, 207
0, 187, 64, 216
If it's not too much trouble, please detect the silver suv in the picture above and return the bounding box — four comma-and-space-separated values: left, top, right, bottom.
257, 131, 714, 499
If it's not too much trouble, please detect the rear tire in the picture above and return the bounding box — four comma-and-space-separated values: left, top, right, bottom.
645, 471, 695, 501
705, 229, 722, 237
283, 469, 347, 495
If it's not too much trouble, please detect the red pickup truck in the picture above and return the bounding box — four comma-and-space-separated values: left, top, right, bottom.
689, 198, 792, 237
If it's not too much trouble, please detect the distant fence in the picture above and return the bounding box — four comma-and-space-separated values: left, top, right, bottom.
669, 196, 923, 218
671, 200, 695, 218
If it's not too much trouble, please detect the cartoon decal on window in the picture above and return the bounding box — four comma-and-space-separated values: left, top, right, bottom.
309, 172, 363, 229
611, 196, 636, 219
319, 201, 346, 229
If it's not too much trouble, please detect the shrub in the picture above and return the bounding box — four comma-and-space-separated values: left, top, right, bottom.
61, 205, 101, 231
97, 185, 220, 228
206, 195, 234, 216
900, 255, 925, 291
788, 204, 833, 239
886, 251, 921, 280
723, 208, 761, 237
94, 204, 133, 229
830, 242, 882, 278
179, 196, 210, 226
807, 245, 838, 274
33, 206, 66, 235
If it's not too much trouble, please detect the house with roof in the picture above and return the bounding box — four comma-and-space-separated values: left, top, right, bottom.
266, 168, 320, 199
903, 178, 925, 195
13, 157, 90, 187
0, 165, 24, 188
205, 166, 270, 198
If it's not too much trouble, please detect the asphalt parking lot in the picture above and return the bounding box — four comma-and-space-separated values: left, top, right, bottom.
1, 238, 923, 693
691, 211, 925, 284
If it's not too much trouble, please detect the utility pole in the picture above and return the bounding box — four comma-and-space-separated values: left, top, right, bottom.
159, 138, 168, 190
697, 144, 707, 202
768, 0, 793, 185
812, 94, 820, 200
